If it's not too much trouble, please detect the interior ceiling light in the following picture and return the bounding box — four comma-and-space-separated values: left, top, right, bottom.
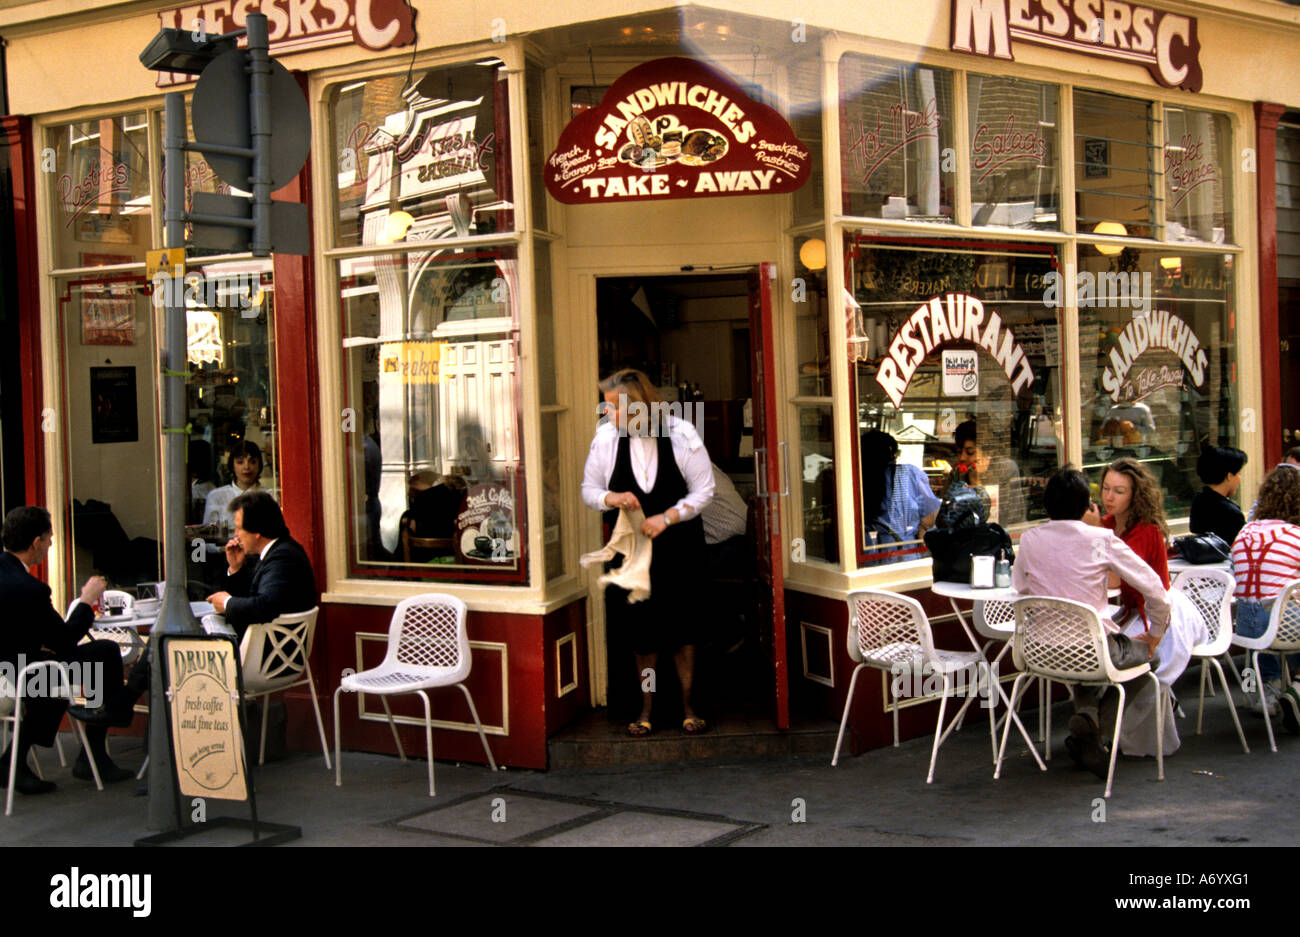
1093, 221, 1127, 256
799, 238, 827, 271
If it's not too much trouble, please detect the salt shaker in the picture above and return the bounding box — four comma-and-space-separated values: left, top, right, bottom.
994, 550, 1012, 588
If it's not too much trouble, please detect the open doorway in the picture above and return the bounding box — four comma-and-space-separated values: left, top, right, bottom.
594, 273, 773, 728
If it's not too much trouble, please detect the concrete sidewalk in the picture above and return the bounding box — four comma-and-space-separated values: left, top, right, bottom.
1, 680, 1295, 847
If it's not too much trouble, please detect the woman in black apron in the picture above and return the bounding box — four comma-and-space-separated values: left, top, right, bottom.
582, 369, 714, 737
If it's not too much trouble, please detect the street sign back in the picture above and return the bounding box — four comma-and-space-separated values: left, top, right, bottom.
191, 47, 310, 190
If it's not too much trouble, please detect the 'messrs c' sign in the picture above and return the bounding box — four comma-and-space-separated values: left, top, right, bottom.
950, 0, 1202, 92
544, 57, 812, 204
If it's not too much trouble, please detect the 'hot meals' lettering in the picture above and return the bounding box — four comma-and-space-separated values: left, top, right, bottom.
874, 293, 1034, 408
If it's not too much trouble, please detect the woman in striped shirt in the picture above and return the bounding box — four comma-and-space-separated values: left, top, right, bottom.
1232, 465, 1300, 716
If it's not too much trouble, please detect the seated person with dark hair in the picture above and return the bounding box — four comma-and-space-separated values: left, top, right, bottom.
1190, 445, 1247, 546
1012, 466, 1171, 778
72, 491, 317, 728
0, 507, 136, 790
404, 471, 465, 541
207, 490, 317, 640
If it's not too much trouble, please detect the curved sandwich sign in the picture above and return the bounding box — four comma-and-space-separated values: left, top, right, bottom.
545, 57, 811, 204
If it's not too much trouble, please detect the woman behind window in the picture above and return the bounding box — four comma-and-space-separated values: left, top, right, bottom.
203, 440, 272, 530
860, 429, 939, 562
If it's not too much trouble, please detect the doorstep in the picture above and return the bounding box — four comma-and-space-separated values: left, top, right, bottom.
547, 709, 839, 769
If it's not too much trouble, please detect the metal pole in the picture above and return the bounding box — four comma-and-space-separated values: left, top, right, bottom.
247, 14, 271, 256
148, 90, 200, 831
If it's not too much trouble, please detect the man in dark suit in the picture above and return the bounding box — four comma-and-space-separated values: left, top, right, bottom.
207, 490, 318, 640
0, 507, 135, 792
73, 491, 317, 727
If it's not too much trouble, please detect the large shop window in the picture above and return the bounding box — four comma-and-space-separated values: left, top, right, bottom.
839, 56, 955, 222
54, 261, 277, 595
846, 239, 1063, 566
331, 61, 512, 247
1074, 90, 1158, 242
339, 250, 526, 582
1164, 107, 1232, 245
1078, 247, 1236, 518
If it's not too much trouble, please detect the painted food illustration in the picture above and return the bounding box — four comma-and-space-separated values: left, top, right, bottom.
616, 124, 727, 168
678, 130, 728, 165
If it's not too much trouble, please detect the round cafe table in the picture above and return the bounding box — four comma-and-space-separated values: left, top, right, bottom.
928, 580, 1046, 772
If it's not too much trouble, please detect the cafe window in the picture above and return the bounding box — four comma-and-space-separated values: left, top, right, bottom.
968, 75, 1059, 230
839, 55, 955, 222
1164, 106, 1232, 245
328, 59, 529, 584
1078, 246, 1236, 518
338, 249, 526, 581
45, 113, 152, 269
846, 238, 1063, 565
330, 60, 514, 248
1074, 89, 1158, 242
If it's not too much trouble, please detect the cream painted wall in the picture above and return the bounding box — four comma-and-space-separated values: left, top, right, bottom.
3, 1, 1295, 117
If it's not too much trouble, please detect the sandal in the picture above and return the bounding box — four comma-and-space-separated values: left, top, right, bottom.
682, 716, 707, 735
627, 719, 652, 737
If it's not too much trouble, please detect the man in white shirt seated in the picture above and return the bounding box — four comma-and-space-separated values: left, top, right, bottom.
1012, 465, 1170, 777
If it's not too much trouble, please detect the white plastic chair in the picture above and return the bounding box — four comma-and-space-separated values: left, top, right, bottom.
333, 594, 497, 796
240, 608, 330, 769
831, 589, 998, 783
1231, 578, 1300, 753
1172, 567, 1249, 753
997, 595, 1165, 798
1, 660, 102, 816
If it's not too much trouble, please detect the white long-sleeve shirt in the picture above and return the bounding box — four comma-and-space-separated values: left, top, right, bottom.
1012, 519, 1171, 636
582, 418, 714, 522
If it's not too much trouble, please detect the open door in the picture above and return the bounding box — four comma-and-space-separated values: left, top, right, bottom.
748, 262, 789, 728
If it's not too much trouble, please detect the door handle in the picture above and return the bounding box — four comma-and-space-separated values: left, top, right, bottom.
777, 441, 790, 496
753, 447, 767, 498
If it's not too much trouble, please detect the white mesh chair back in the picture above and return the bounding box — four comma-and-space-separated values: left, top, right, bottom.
384, 594, 472, 683
846, 590, 932, 668
973, 599, 1016, 641
1013, 596, 1113, 683
1172, 567, 1235, 656
1270, 580, 1300, 653
240, 608, 319, 695
81, 591, 144, 665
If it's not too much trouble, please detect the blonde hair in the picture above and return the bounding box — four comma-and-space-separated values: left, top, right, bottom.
597, 368, 660, 405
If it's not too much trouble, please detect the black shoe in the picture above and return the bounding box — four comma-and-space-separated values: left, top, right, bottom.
73, 754, 135, 784
13, 771, 56, 795
1068, 712, 1099, 738
66, 704, 134, 729
1064, 735, 1085, 769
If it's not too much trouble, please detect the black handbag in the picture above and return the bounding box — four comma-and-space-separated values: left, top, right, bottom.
1173, 531, 1231, 564
936, 479, 990, 530
925, 523, 1014, 583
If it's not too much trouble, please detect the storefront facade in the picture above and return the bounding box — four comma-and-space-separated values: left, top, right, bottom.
2, 0, 1297, 766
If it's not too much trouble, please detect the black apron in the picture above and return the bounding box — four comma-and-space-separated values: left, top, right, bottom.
603, 432, 706, 654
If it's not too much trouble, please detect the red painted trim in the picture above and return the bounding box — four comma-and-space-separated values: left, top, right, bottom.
1256, 102, 1287, 469
3, 116, 44, 511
